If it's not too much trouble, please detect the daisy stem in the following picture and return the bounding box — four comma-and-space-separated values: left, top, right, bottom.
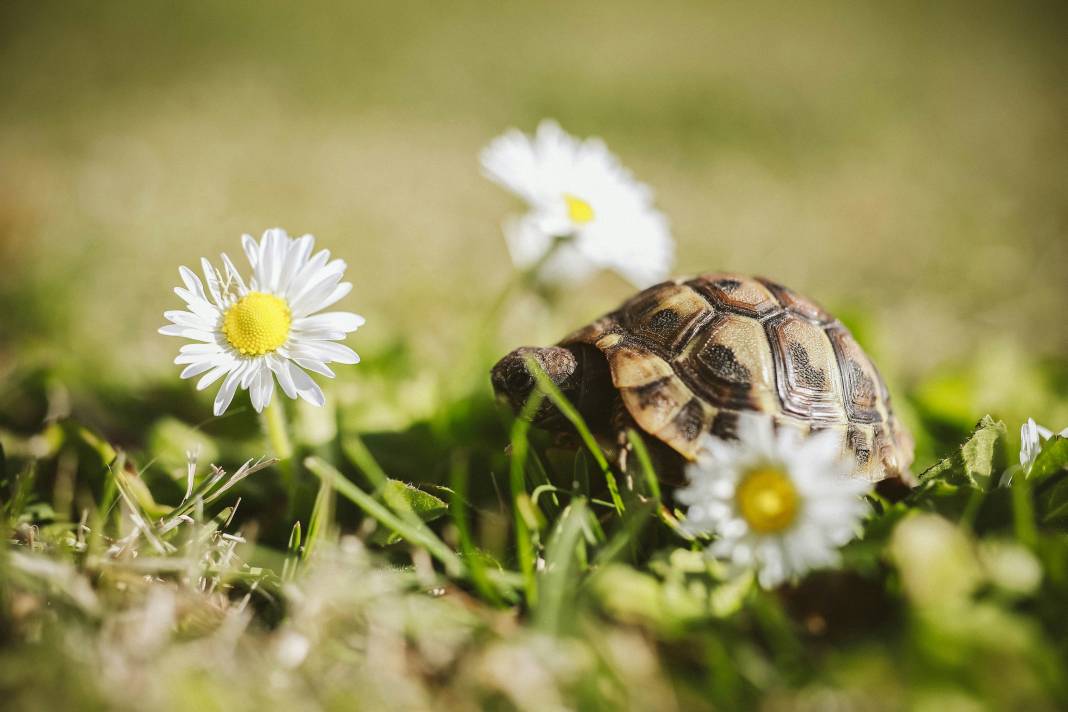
468, 234, 571, 366
262, 400, 296, 501
479, 277, 519, 343
518, 234, 571, 303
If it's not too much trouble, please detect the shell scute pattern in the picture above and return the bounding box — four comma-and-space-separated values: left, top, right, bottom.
621, 282, 714, 353
688, 273, 780, 318
604, 342, 674, 388
620, 374, 696, 435
658, 398, 714, 450
675, 313, 778, 413
846, 424, 874, 466
757, 277, 835, 324
826, 326, 885, 424
765, 312, 845, 423
562, 274, 913, 480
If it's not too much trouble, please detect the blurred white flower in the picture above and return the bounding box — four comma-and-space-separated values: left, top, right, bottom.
480, 119, 673, 288
676, 417, 872, 589
160, 228, 364, 416
1019, 417, 1067, 472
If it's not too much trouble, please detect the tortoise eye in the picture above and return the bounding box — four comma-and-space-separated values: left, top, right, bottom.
505, 369, 535, 394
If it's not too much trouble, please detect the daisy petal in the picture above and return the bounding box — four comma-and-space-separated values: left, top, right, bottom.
213, 370, 242, 416
221, 253, 248, 294
293, 311, 365, 333
201, 258, 225, 308
179, 266, 207, 300
250, 365, 274, 413
293, 358, 336, 378
287, 362, 325, 407
242, 233, 260, 271
196, 364, 232, 390
267, 355, 298, 399
180, 361, 216, 379
297, 341, 360, 365
295, 282, 352, 317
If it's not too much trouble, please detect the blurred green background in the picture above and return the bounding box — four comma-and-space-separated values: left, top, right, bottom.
1, 0, 1065, 412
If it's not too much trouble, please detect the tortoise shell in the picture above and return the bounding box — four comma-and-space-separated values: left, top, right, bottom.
561, 273, 913, 481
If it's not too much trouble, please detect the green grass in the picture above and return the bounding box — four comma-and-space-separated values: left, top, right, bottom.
3, 323, 1068, 709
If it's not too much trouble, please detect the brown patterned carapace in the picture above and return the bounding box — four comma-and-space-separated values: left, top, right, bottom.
558, 273, 913, 481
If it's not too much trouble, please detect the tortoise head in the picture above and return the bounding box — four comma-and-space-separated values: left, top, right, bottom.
491, 346, 582, 425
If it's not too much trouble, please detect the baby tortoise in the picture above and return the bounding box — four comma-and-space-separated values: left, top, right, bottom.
492, 273, 913, 483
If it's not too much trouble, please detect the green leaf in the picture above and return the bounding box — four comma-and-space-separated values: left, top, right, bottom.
381, 480, 448, 523
1029, 436, 1068, 483
919, 415, 1007, 488
1038, 476, 1068, 527
305, 456, 464, 577
960, 415, 1007, 483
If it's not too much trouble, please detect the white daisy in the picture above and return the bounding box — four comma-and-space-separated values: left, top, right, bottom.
1020, 417, 1068, 472
676, 417, 872, 589
160, 228, 365, 416
480, 119, 673, 288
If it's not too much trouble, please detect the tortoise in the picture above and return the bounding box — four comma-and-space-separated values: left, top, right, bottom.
491, 273, 914, 483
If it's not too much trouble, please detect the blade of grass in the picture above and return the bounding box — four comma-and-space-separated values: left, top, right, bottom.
524, 356, 623, 514
303, 463, 335, 561
1, 462, 37, 536
449, 451, 508, 605
161, 458, 276, 531
510, 389, 546, 607
339, 430, 390, 493
531, 484, 619, 511
305, 456, 464, 577
1012, 475, 1037, 548
109, 455, 168, 554
658, 504, 695, 541
594, 499, 657, 565
526, 445, 560, 516
572, 449, 591, 497
282, 521, 301, 581
534, 498, 588, 634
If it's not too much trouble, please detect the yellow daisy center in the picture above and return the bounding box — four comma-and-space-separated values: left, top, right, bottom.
564, 194, 595, 224
221, 292, 291, 356
736, 466, 799, 534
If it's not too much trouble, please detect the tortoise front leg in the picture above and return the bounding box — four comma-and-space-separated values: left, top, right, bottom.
611, 397, 637, 491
